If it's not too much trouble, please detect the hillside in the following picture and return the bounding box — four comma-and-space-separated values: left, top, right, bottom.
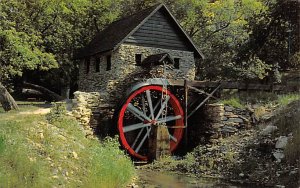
0, 105, 135, 187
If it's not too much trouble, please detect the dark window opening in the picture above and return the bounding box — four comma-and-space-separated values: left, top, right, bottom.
95, 57, 100, 72
135, 54, 142, 65
85, 58, 90, 74
174, 58, 180, 69
106, 55, 111, 71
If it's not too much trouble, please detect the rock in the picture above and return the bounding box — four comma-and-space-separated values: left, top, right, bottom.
273, 150, 284, 162
260, 125, 278, 136
221, 126, 238, 133
72, 151, 79, 159
224, 106, 234, 112
226, 118, 244, 123
275, 136, 288, 149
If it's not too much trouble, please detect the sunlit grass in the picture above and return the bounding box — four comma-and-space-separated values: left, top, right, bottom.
0, 105, 135, 187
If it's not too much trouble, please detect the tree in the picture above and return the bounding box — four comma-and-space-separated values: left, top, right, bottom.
0, 0, 122, 110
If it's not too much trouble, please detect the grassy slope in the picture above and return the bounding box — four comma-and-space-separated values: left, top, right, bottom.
0, 106, 135, 187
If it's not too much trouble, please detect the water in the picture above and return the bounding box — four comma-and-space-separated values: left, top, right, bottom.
137, 169, 259, 188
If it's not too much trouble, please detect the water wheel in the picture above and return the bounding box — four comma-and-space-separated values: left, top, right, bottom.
116, 85, 184, 160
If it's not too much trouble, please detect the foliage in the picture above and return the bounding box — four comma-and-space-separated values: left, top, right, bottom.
0, 0, 122, 90
277, 94, 300, 106
219, 97, 244, 109
0, 0, 299, 91
46, 102, 67, 123
289, 52, 300, 69
0, 106, 135, 187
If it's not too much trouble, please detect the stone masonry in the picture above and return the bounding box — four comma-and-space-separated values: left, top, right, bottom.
205, 104, 252, 139
78, 44, 195, 105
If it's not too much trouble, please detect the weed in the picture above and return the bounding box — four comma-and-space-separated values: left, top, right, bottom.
0, 135, 5, 154
46, 102, 66, 123
277, 94, 300, 106
219, 97, 244, 109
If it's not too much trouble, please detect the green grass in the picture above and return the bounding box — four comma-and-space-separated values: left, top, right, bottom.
277, 94, 300, 106
218, 91, 300, 108
218, 97, 244, 109
0, 105, 135, 187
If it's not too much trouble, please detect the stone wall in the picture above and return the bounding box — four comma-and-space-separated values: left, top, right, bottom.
72, 91, 101, 136
78, 44, 195, 104
71, 91, 115, 137
205, 104, 252, 139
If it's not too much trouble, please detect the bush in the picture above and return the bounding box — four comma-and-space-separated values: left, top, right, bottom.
46, 102, 66, 123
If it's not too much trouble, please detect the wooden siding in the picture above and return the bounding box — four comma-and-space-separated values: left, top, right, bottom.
125, 9, 192, 51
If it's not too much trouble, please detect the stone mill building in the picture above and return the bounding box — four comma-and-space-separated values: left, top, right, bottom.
76, 4, 203, 104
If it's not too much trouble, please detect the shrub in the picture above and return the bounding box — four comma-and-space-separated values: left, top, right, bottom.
46, 102, 66, 123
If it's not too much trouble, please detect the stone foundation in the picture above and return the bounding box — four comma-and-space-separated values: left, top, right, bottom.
205, 104, 252, 139
71, 91, 115, 137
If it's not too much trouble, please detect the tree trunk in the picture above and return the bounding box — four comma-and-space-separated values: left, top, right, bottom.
0, 82, 19, 111
23, 82, 63, 101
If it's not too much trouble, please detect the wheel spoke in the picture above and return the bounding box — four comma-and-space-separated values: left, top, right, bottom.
123, 122, 151, 133
142, 94, 146, 114
135, 127, 152, 153
155, 95, 170, 120
127, 103, 152, 122
131, 127, 145, 149
169, 134, 178, 143
157, 115, 182, 124
146, 90, 155, 120
129, 110, 145, 122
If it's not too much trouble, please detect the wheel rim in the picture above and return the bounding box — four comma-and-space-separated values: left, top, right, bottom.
118, 85, 184, 160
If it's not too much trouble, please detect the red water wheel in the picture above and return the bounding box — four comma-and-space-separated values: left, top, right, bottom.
117, 85, 184, 160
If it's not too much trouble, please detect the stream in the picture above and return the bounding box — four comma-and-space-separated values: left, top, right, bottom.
136, 169, 262, 188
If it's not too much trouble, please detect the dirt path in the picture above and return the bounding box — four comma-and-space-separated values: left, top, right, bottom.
19, 108, 51, 115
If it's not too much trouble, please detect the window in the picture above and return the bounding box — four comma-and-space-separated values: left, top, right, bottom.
95, 57, 100, 72
135, 54, 142, 66
85, 58, 90, 74
174, 58, 180, 69
106, 55, 111, 71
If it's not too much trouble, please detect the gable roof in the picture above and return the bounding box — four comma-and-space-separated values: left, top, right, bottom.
76, 4, 204, 59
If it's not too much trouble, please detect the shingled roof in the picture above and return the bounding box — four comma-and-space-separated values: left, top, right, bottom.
76, 4, 204, 59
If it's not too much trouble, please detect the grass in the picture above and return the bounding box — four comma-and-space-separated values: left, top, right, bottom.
219, 91, 300, 108
277, 94, 300, 106
218, 97, 244, 109
0, 105, 135, 187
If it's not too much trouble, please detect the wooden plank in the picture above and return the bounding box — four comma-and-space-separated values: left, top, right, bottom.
124, 42, 188, 51
187, 84, 221, 119
148, 125, 170, 162
125, 39, 187, 49
138, 25, 181, 34
130, 32, 186, 41
134, 29, 179, 38
128, 35, 186, 46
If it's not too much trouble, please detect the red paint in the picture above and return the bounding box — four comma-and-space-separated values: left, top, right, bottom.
118, 85, 184, 160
